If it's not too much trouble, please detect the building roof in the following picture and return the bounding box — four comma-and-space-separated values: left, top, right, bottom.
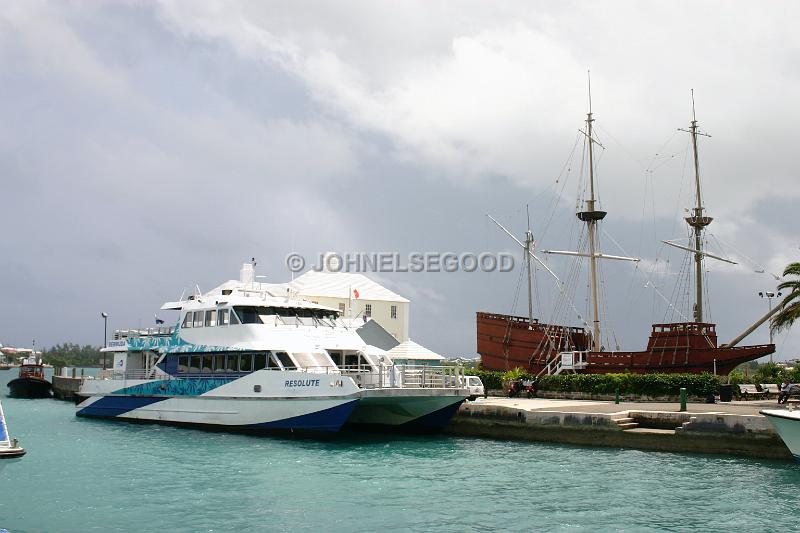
287, 270, 409, 303
385, 340, 444, 361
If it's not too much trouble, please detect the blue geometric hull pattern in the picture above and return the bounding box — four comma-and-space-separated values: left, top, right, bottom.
77, 396, 169, 418
246, 400, 359, 432
77, 396, 359, 433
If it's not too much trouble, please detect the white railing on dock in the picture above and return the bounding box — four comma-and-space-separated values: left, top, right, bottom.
95, 364, 465, 390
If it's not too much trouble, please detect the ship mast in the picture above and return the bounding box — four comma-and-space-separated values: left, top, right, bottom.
681, 90, 712, 323
525, 205, 534, 324
578, 75, 606, 351
543, 74, 639, 351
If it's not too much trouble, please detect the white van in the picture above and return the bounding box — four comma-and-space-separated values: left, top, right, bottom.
461, 375, 485, 401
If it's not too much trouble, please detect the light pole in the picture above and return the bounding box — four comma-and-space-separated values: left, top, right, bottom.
101, 312, 108, 369
758, 291, 782, 361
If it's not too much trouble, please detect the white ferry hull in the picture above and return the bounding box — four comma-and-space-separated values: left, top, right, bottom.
347, 389, 468, 430
77, 395, 358, 432
761, 409, 800, 463
77, 370, 361, 433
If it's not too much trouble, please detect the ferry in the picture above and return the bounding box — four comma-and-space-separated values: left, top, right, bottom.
76, 264, 468, 433
760, 409, 800, 463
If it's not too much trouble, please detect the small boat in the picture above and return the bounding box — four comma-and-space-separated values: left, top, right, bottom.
0, 400, 25, 458
761, 409, 800, 463
7, 364, 52, 398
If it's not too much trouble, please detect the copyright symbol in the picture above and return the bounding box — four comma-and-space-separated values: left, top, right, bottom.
286, 253, 305, 273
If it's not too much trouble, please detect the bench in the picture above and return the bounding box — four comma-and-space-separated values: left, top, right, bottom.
762, 383, 780, 398
738, 384, 767, 400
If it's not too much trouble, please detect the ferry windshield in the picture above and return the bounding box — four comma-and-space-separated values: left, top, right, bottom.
231, 306, 338, 324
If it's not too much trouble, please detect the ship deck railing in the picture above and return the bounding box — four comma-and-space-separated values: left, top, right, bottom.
95, 364, 465, 390
113, 326, 175, 340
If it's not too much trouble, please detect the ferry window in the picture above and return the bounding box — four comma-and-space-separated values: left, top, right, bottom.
365, 304, 372, 317
253, 353, 267, 371
230, 309, 240, 325
202, 355, 213, 373
178, 356, 189, 372
218, 309, 229, 326
391, 305, 397, 319
189, 356, 201, 373
233, 306, 263, 324
344, 354, 359, 368
182, 313, 192, 328
225, 355, 238, 372
267, 352, 280, 369
205, 310, 217, 327
240, 353, 253, 372
275, 351, 296, 370
329, 351, 343, 366
359, 355, 372, 369
339, 303, 346, 313
213, 354, 225, 372
292, 352, 317, 368
193, 311, 204, 328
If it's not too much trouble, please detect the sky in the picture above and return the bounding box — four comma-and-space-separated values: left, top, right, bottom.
0, 1, 797, 360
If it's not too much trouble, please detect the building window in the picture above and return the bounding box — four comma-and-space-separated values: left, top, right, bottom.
364, 304, 372, 317
339, 303, 346, 313
390, 305, 397, 319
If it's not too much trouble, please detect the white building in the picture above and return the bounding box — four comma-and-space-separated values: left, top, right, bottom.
286, 270, 410, 343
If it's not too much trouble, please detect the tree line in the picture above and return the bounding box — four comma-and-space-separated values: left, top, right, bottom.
41, 343, 104, 368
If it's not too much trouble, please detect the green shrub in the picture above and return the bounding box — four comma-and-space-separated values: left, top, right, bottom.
463, 370, 719, 397
536, 373, 718, 396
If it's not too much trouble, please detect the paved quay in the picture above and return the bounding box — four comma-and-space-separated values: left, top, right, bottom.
447, 397, 793, 460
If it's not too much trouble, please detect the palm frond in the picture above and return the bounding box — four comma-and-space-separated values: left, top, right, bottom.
783, 262, 800, 277
769, 262, 800, 335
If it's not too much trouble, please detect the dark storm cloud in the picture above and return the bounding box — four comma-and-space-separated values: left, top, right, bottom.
0, 1, 797, 360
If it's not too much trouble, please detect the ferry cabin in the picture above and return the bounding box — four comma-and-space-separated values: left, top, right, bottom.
109, 300, 385, 381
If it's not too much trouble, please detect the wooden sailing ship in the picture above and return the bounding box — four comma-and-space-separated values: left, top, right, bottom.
478, 88, 775, 376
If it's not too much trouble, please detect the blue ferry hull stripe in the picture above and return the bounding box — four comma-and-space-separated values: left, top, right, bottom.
77, 396, 169, 418
401, 399, 465, 429
246, 400, 359, 432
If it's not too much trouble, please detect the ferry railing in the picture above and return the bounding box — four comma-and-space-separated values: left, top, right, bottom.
94, 364, 466, 390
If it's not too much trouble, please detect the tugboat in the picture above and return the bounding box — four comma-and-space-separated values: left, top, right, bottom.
0, 400, 25, 458
8, 363, 52, 398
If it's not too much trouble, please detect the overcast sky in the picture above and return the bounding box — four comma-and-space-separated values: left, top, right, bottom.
1, 1, 797, 361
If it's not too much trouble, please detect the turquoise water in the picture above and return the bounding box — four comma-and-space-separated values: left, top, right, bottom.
1, 370, 799, 532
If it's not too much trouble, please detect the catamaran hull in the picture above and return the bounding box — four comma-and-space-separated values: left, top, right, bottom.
347, 390, 467, 430
478, 312, 774, 375
76, 370, 363, 433
761, 409, 800, 463
76, 395, 359, 433
7, 377, 52, 398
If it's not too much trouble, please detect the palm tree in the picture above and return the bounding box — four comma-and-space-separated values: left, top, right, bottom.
771, 262, 800, 333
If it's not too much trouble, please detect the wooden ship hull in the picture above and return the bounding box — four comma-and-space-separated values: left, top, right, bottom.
477, 312, 775, 375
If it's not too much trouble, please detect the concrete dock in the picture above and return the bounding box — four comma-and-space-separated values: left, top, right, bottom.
448, 397, 794, 461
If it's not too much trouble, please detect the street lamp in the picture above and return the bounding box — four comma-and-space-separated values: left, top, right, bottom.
101, 312, 108, 369
758, 291, 782, 360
